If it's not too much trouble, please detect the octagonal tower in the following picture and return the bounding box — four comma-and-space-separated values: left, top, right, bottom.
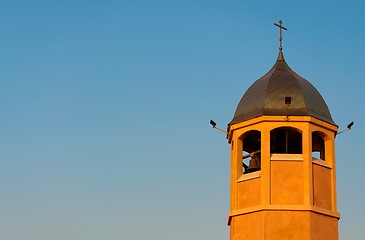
227, 22, 339, 240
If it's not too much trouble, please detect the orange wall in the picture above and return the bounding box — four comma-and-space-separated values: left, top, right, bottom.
237, 178, 261, 208
310, 212, 338, 240
231, 212, 264, 240
271, 161, 304, 205
313, 163, 332, 210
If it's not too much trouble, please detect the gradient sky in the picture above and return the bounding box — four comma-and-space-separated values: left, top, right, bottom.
0, 1, 364, 239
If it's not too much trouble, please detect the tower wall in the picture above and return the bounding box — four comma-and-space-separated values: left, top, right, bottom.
228, 116, 339, 240
271, 159, 304, 204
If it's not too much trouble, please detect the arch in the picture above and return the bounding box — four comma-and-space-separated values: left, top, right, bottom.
240, 130, 261, 153
270, 127, 302, 154
239, 130, 261, 173
312, 131, 326, 160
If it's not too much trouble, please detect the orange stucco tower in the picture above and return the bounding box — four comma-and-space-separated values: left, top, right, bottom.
227, 22, 339, 240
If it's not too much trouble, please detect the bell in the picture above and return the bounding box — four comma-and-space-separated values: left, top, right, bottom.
246, 153, 261, 173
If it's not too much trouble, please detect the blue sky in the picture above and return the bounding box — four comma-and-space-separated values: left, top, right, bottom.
0, 0, 364, 239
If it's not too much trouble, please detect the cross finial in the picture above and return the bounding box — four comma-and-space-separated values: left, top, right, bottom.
274, 20, 288, 51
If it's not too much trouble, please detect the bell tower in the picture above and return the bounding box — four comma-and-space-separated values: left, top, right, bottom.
227, 21, 340, 240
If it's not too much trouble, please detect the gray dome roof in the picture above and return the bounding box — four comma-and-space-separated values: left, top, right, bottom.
230, 52, 335, 125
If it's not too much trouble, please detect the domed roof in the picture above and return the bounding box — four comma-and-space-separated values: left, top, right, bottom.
230, 52, 335, 125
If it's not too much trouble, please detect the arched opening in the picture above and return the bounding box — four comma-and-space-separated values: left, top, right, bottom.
270, 127, 302, 154
312, 131, 325, 160
240, 130, 261, 173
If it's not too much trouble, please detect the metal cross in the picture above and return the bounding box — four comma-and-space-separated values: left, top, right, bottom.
274, 20, 288, 50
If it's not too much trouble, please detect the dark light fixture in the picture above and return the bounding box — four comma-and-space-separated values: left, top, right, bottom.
209, 119, 228, 134
285, 96, 291, 105
210, 119, 217, 128
337, 121, 354, 136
